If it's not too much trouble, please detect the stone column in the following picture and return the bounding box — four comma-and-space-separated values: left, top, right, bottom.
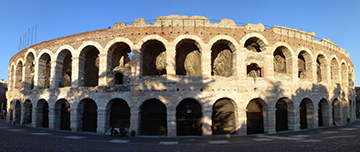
289, 106, 300, 131
129, 106, 139, 136
201, 44, 211, 78
20, 105, 26, 125
71, 57, 81, 88
97, 107, 106, 134
130, 45, 141, 85
236, 109, 247, 136
265, 107, 276, 134
48, 107, 55, 130
50, 60, 58, 89
70, 108, 81, 132
167, 110, 176, 137
202, 107, 212, 136
32, 107, 42, 127
98, 54, 108, 86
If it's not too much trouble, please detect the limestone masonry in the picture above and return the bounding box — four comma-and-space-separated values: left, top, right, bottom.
6, 15, 356, 136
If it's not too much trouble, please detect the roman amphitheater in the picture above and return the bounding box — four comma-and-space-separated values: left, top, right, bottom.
6, 15, 356, 136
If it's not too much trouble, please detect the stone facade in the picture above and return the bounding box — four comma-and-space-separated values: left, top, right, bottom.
6, 15, 356, 136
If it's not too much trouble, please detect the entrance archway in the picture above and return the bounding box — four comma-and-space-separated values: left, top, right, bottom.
300, 98, 314, 129
140, 99, 167, 135
14, 100, 21, 124
55, 99, 71, 130
246, 99, 264, 134
276, 98, 291, 132
23, 100, 32, 124
212, 98, 236, 135
108, 98, 130, 129
80, 99, 97, 132
176, 98, 202, 136
332, 99, 341, 125
318, 99, 329, 126
36, 99, 49, 128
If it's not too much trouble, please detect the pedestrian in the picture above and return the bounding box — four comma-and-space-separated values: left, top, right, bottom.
347, 118, 351, 126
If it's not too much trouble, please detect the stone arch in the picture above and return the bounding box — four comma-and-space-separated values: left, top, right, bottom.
332, 98, 342, 125
239, 33, 269, 50
246, 98, 266, 134
38, 53, 51, 88
78, 98, 97, 132
107, 42, 132, 85
212, 98, 236, 135
176, 98, 202, 136
140, 98, 167, 135
55, 49, 72, 87
141, 40, 167, 76
210, 40, 234, 77
176, 39, 202, 76
15, 60, 23, 89
14, 100, 21, 124
298, 50, 313, 80
35, 99, 49, 128
79, 45, 100, 87
316, 54, 327, 83
318, 98, 330, 126
273, 45, 293, 76
24, 52, 36, 90
299, 98, 314, 129
275, 97, 294, 132
330, 57, 340, 83
247, 63, 262, 78
244, 37, 267, 52
174, 35, 204, 51
341, 62, 348, 86
105, 98, 130, 130
103, 37, 134, 55
23, 99, 32, 125
54, 99, 70, 130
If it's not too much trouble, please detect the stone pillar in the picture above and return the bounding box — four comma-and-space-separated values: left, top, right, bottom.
265, 107, 276, 134
167, 110, 176, 137
291, 56, 298, 81
71, 57, 81, 88
289, 106, 300, 131
70, 108, 81, 132
166, 42, 176, 82
129, 106, 139, 136
48, 107, 55, 130
202, 107, 212, 136
98, 54, 108, 86
50, 60, 58, 89
236, 109, 247, 135
97, 107, 106, 134
130, 45, 141, 85
32, 107, 42, 127
201, 44, 211, 78
20, 105, 26, 125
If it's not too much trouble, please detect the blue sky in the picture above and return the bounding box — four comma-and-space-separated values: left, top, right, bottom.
1, 0, 359, 86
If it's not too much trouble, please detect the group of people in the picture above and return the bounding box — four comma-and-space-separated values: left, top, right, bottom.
110, 126, 135, 137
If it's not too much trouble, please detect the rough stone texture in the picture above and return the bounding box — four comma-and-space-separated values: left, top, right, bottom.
6, 15, 356, 137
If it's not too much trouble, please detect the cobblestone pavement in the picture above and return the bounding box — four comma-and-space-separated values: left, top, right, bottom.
1, 119, 360, 151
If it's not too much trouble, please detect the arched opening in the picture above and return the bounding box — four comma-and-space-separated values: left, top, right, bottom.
298, 53, 306, 79
108, 98, 130, 129
36, 99, 49, 128
80, 46, 99, 87
211, 40, 233, 77
247, 63, 262, 78
38, 53, 51, 89
23, 100, 32, 125
341, 63, 347, 86
80, 99, 97, 132
9, 101, 13, 122
246, 99, 264, 134
330, 58, 340, 84
15, 61, 23, 89
300, 98, 314, 129
55, 99, 70, 130
316, 55, 326, 83
318, 99, 329, 126
332, 99, 341, 125
244, 37, 264, 52
14, 100, 21, 124
56, 50, 72, 87
141, 40, 166, 76
176, 39, 201, 76
212, 98, 236, 135
140, 99, 167, 135
276, 98, 292, 132
273, 47, 287, 74
108, 42, 131, 85
177, 98, 202, 136
24, 52, 35, 90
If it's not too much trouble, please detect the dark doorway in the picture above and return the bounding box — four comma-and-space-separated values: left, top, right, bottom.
140, 99, 167, 135
24, 100, 32, 124
14, 101, 21, 124
176, 98, 202, 136
276, 99, 288, 132
300, 101, 307, 129
318, 101, 323, 126
60, 101, 71, 130
42, 102, 49, 128
109, 99, 130, 128
332, 99, 341, 125
212, 98, 235, 135
246, 99, 264, 134
82, 99, 97, 132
